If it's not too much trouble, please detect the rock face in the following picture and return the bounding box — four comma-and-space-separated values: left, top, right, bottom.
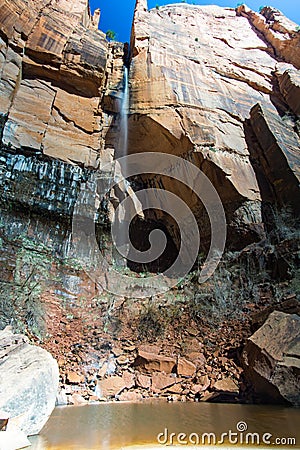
129, 1, 300, 250
0, 0, 121, 332
0, 0, 116, 240
0, 0, 108, 163
242, 311, 300, 406
0, 0, 299, 273
237, 5, 300, 69
0, 327, 59, 435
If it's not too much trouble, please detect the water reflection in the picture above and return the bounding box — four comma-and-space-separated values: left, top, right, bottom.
29, 402, 300, 449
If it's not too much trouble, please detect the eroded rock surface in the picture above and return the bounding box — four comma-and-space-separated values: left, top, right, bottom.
0, 0, 117, 320
0, 0, 109, 165
0, 327, 59, 435
242, 311, 300, 406
128, 1, 300, 249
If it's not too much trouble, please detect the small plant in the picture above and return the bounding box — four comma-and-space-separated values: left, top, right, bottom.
106, 29, 116, 41
295, 25, 300, 32
258, 5, 266, 13
155, 4, 159, 9
138, 301, 164, 341
195, 37, 199, 42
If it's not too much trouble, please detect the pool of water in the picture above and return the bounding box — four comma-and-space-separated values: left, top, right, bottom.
29, 402, 300, 449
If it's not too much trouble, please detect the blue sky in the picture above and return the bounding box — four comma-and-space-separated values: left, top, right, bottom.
90, 0, 300, 43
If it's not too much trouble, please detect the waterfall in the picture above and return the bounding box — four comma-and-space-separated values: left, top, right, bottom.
119, 66, 129, 158
113, 66, 130, 264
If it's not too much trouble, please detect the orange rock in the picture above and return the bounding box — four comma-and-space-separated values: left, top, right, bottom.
97, 376, 126, 398
112, 347, 123, 357
186, 352, 206, 368
97, 371, 135, 398
70, 393, 88, 406
166, 384, 182, 394
136, 373, 151, 389
177, 357, 196, 377
118, 391, 143, 402
117, 355, 129, 365
66, 371, 84, 384
123, 371, 135, 389
151, 374, 176, 393
139, 344, 161, 354
134, 350, 176, 374
213, 378, 239, 393
98, 363, 108, 378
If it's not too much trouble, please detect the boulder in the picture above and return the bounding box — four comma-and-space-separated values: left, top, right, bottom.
213, 378, 239, 393
177, 357, 196, 377
66, 371, 85, 384
133, 349, 176, 374
118, 391, 143, 402
136, 373, 152, 389
151, 374, 177, 393
96, 376, 126, 398
191, 375, 210, 394
96, 371, 135, 398
242, 311, 300, 406
0, 419, 31, 450
0, 327, 59, 436
123, 371, 135, 389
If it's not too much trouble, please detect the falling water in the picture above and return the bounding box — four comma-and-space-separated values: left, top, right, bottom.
114, 66, 130, 264
119, 66, 129, 158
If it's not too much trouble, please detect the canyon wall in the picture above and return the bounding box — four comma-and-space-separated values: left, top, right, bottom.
0, 0, 122, 331
0, 0, 299, 327
129, 0, 300, 250
0, 0, 299, 406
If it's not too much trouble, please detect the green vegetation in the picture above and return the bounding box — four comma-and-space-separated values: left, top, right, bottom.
295, 25, 300, 32
195, 37, 199, 42
258, 5, 266, 13
155, 4, 159, 9
106, 29, 116, 41
0, 236, 51, 339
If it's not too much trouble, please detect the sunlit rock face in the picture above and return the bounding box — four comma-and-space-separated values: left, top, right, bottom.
0, 0, 116, 319
0, 0, 126, 232
0, 0, 108, 166
0, 0, 299, 283
129, 2, 300, 250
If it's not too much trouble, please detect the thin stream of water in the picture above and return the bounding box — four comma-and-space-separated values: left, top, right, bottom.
113, 66, 130, 262
120, 66, 129, 158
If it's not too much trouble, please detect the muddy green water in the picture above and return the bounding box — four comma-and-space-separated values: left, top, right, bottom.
29, 402, 300, 450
